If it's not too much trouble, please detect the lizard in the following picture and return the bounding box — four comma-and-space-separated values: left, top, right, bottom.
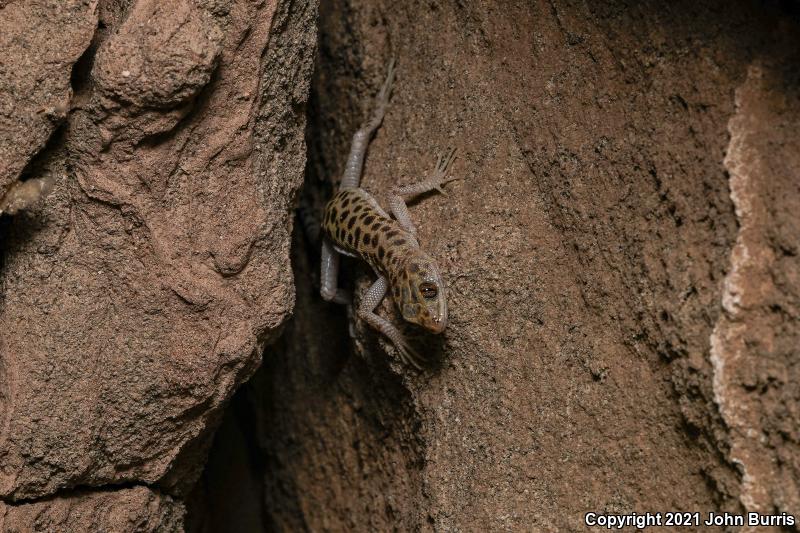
319, 59, 459, 369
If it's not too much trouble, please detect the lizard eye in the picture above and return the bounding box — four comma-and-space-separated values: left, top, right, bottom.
419, 282, 438, 300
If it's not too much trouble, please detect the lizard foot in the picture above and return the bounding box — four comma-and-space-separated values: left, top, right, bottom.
430, 147, 459, 195
393, 335, 425, 370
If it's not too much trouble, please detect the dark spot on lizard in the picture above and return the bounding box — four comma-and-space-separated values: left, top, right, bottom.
339, 210, 350, 222
353, 204, 363, 213
409, 263, 420, 273
393, 238, 406, 246
364, 215, 375, 225
354, 226, 361, 243
341, 196, 351, 207
378, 246, 385, 259
347, 217, 356, 230
347, 233, 354, 245
386, 230, 399, 238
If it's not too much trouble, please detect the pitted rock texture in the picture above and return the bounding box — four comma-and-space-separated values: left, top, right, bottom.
92, 0, 223, 110
0, 487, 183, 533
0, 0, 316, 514
192, 1, 800, 531
0, 0, 98, 196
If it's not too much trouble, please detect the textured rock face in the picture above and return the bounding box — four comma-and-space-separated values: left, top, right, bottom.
4, 0, 799, 531
0, 0, 316, 528
192, 1, 800, 531
0, 0, 98, 195
0, 487, 183, 533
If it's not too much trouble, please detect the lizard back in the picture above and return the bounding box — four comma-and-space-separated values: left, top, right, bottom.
322, 188, 417, 278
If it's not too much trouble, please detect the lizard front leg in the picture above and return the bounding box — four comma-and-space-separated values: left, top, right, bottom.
387, 147, 458, 235
357, 275, 424, 369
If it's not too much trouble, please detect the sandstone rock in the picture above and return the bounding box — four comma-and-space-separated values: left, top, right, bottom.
711, 55, 800, 520
0, 0, 316, 511
0, 486, 183, 533
0, 0, 98, 196
4, 0, 799, 531
196, 1, 800, 531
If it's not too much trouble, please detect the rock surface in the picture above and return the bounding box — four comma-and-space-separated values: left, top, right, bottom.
194, 1, 800, 532
0, 0, 98, 196
3, 0, 800, 531
712, 55, 800, 520
0, 486, 183, 533
0, 0, 316, 527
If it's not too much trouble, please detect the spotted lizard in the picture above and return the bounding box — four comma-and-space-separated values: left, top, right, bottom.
319, 59, 459, 369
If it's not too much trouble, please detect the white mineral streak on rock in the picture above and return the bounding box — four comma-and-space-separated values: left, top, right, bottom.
710, 64, 776, 528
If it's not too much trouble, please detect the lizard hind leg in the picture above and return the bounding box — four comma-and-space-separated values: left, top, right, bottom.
320, 238, 352, 305
340, 59, 397, 190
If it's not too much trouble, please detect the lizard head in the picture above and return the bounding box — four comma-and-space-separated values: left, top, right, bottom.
393, 251, 448, 334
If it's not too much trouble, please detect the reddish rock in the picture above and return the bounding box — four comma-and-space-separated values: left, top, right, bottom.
0, 486, 183, 533
216, 1, 800, 531
0, 0, 98, 196
0, 0, 316, 512
4, 0, 799, 531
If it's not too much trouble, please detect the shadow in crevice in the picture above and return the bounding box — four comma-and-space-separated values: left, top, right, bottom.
0, 123, 69, 273
250, 224, 428, 532
184, 388, 267, 533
